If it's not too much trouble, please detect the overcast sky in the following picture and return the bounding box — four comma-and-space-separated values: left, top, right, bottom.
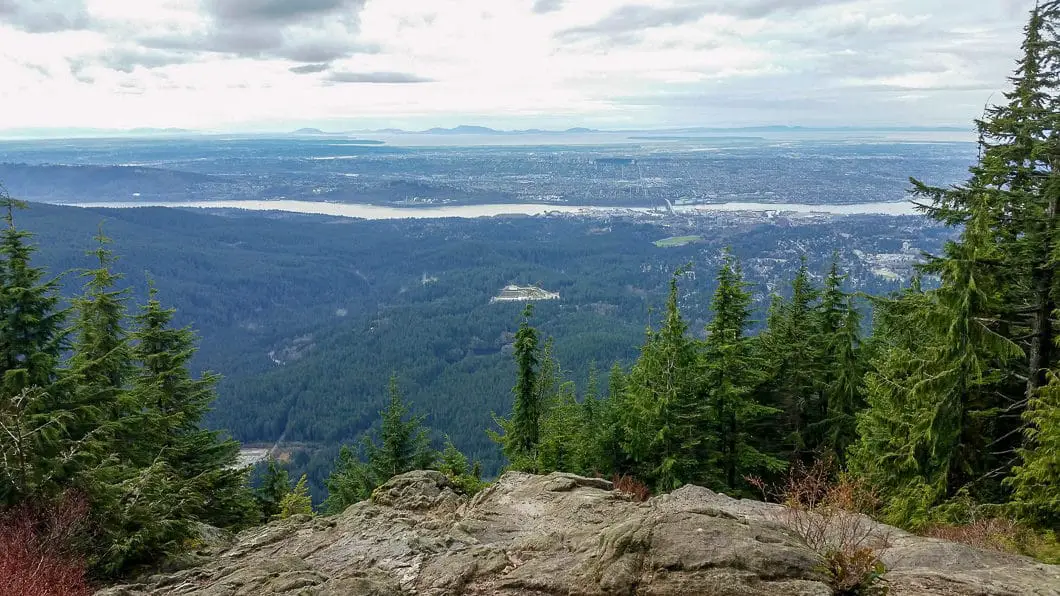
0, 0, 1036, 131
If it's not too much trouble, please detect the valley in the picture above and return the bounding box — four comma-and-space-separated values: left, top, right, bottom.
15, 198, 952, 499
2, 134, 968, 500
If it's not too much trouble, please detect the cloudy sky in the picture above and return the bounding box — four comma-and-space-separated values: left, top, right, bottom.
0, 0, 1035, 131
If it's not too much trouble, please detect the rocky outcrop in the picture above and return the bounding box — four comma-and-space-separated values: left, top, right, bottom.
98, 471, 1060, 595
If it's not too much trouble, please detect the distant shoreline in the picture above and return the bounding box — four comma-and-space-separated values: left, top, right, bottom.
53, 199, 921, 219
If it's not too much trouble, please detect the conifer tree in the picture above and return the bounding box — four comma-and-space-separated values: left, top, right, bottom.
851, 203, 1022, 525
130, 283, 257, 528
760, 257, 823, 461
511, 304, 541, 454
703, 251, 784, 492
438, 436, 486, 495
537, 378, 582, 474
812, 259, 864, 463
0, 386, 76, 504
256, 458, 292, 519
67, 228, 133, 447
912, 1, 1060, 425
0, 198, 70, 505
277, 475, 313, 519
576, 362, 605, 474
849, 286, 939, 525
491, 304, 542, 470
1008, 371, 1060, 527
322, 446, 365, 514
533, 339, 584, 473
623, 270, 705, 491
324, 375, 436, 513
588, 362, 629, 477
0, 196, 66, 397
63, 231, 203, 573
853, 2, 1060, 528
373, 374, 435, 478
820, 298, 864, 464
921, 203, 1022, 502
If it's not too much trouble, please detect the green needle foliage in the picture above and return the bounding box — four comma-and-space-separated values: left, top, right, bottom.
323, 374, 440, 514
850, 1, 1060, 528
703, 251, 785, 493
0, 211, 259, 577
622, 269, 706, 491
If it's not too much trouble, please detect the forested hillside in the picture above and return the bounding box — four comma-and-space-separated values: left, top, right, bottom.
15, 202, 948, 496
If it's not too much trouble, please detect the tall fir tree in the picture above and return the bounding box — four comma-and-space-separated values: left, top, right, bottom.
853, 2, 1060, 528
68, 228, 133, 436
576, 362, 606, 474
0, 196, 66, 397
324, 375, 436, 513
820, 297, 864, 464
702, 251, 784, 493
66, 231, 201, 574
812, 259, 864, 463
760, 257, 824, 461
592, 362, 629, 477
622, 269, 705, 491
534, 338, 592, 474
130, 283, 257, 528
491, 304, 542, 471
849, 285, 940, 525
0, 198, 70, 504
851, 201, 1022, 525
911, 1, 1060, 432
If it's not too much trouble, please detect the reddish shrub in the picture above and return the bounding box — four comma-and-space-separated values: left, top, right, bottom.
0, 493, 91, 596
612, 474, 652, 502
750, 459, 889, 595
923, 518, 1020, 553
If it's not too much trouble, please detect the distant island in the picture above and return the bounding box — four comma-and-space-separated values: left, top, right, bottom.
364, 125, 604, 135
0, 124, 973, 141
287, 129, 385, 144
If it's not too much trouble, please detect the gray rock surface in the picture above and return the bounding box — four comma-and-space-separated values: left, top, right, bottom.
97, 470, 1060, 595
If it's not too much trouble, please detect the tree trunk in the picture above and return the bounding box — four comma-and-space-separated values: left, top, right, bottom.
1026, 192, 1057, 401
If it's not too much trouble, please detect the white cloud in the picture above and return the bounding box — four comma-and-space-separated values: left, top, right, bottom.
0, 0, 1036, 130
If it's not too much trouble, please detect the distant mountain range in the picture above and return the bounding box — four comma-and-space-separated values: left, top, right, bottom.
0, 127, 198, 139
0, 124, 971, 141
335, 125, 603, 135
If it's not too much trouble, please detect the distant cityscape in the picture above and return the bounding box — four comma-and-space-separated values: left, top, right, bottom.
0, 135, 976, 211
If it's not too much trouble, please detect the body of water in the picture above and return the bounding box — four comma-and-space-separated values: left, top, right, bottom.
56, 199, 920, 219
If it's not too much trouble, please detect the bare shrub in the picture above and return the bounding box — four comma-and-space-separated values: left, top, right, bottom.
923, 518, 1060, 563
754, 458, 889, 595
612, 474, 652, 502
0, 492, 91, 596
923, 517, 1019, 553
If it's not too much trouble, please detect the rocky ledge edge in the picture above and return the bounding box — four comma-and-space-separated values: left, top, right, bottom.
98, 470, 1060, 595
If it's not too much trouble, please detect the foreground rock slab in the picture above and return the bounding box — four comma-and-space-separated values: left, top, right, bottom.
98, 471, 1060, 595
